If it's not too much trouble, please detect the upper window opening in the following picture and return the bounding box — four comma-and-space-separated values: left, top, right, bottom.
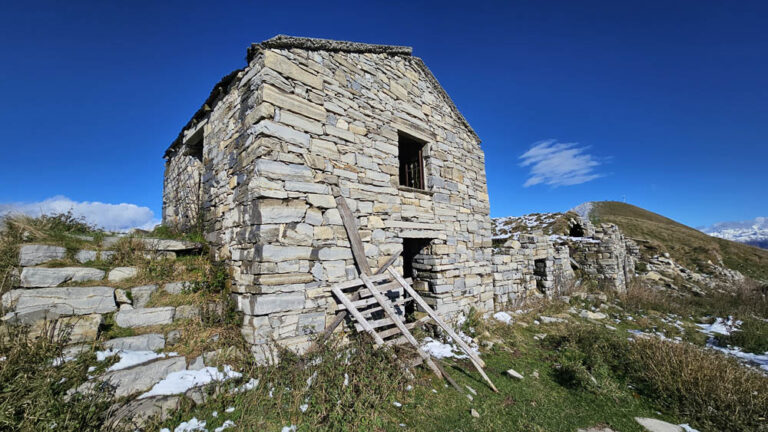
184, 128, 204, 162
398, 132, 426, 190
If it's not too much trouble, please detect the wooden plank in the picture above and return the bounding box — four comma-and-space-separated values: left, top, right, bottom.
387, 267, 486, 367
377, 315, 430, 339
360, 297, 412, 318
361, 273, 443, 378
334, 194, 372, 276
331, 285, 384, 346
333, 273, 390, 291
374, 251, 401, 275
388, 267, 499, 393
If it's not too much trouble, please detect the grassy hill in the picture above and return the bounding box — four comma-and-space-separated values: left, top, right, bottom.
588, 201, 768, 282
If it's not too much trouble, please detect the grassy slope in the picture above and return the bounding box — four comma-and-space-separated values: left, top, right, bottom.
589, 201, 768, 281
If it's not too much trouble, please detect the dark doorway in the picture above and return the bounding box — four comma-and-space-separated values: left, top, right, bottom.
402, 238, 432, 279
569, 223, 585, 237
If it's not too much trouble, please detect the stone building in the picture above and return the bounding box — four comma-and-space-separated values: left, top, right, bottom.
163, 36, 493, 358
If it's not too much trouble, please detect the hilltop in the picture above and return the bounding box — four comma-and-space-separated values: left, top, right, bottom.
581, 201, 768, 282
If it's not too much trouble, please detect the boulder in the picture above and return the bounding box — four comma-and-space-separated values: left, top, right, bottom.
19, 244, 66, 266
2, 286, 116, 315
130, 285, 157, 308
108, 267, 138, 282
103, 333, 165, 351
115, 307, 175, 328
20, 267, 105, 287
54, 314, 103, 343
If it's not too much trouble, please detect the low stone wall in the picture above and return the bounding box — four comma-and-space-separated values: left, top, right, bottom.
491, 217, 640, 307
492, 233, 574, 307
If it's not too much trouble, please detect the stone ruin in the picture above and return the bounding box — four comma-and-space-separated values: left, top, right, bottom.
163, 36, 494, 359
162, 35, 641, 360
490, 215, 640, 306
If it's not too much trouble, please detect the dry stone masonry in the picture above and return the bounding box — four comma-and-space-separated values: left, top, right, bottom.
163, 36, 494, 360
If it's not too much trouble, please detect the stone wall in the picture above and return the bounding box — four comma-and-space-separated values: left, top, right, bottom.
162, 153, 202, 231
567, 222, 639, 291
492, 233, 574, 307
163, 36, 493, 360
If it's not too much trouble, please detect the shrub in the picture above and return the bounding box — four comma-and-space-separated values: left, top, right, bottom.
0, 323, 113, 430
716, 318, 768, 354
553, 325, 768, 432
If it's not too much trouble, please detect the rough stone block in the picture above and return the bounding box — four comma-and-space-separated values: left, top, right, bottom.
131, 285, 157, 308
115, 307, 175, 328
20, 244, 66, 266
104, 333, 165, 351
252, 199, 308, 224
240, 292, 305, 315
54, 314, 103, 343
108, 267, 138, 282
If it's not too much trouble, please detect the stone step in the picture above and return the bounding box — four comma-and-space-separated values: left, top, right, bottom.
19, 244, 66, 266
104, 333, 165, 351
76, 356, 187, 399
2, 286, 116, 315
115, 307, 175, 328
20, 267, 105, 288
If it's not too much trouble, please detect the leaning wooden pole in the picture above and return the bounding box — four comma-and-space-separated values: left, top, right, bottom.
388, 267, 499, 392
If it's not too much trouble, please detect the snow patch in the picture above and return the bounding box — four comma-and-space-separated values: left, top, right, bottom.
696, 317, 741, 336
96, 349, 176, 372
493, 311, 513, 324
139, 366, 242, 399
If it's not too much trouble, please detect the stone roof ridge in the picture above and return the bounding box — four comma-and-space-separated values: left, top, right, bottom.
248, 34, 413, 61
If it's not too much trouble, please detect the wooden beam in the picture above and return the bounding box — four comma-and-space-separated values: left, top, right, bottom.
388, 267, 499, 393
377, 315, 431, 339
361, 273, 443, 378
331, 285, 384, 346
334, 194, 372, 276
387, 267, 486, 367
374, 251, 401, 275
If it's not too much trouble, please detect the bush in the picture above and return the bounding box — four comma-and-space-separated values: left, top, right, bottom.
716, 318, 768, 354
0, 323, 113, 431
553, 325, 768, 432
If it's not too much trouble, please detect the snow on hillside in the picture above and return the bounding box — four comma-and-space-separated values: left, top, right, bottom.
701, 217, 768, 249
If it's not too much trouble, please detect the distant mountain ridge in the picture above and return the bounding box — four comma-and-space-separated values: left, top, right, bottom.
700, 217, 768, 250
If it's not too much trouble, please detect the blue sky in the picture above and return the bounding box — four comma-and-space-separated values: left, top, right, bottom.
1, 0, 766, 230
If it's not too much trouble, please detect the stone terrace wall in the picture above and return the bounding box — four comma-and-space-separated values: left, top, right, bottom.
163, 37, 494, 361
492, 233, 574, 307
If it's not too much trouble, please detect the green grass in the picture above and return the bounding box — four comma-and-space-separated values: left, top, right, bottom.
589, 201, 768, 281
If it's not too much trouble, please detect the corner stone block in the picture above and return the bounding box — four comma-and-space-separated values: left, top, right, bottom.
251, 199, 308, 224
239, 292, 305, 315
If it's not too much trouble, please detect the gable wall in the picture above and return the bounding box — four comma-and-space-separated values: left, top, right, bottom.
164, 46, 494, 360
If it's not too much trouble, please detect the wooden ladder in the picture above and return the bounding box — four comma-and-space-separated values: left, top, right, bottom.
326, 192, 498, 392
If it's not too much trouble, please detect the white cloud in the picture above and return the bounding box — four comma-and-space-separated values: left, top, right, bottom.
519, 139, 604, 187
0, 195, 160, 232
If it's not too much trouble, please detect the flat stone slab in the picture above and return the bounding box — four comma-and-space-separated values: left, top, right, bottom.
2, 286, 116, 315
115, 307, 175, 328
634, 418, 683, 432
103, 333, 165, 351
102, 237, 201, 252
19, 244, 66, 266
20, 267, 105, 287
163, 282, 187, 294
105, 394, 180, 431
81, 356, 186, 399
54, 313, 103, 343
131, 285, 157, 308
108, 267, 138, 282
